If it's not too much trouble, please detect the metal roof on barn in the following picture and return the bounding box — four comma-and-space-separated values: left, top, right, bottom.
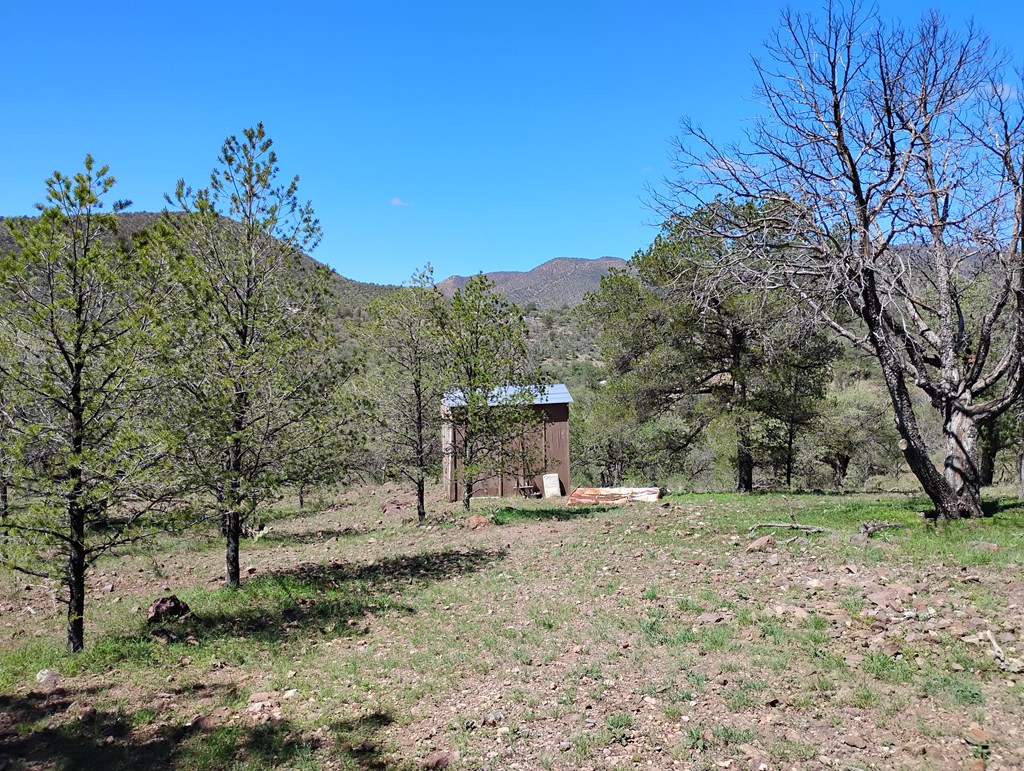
443, 383, 573, 408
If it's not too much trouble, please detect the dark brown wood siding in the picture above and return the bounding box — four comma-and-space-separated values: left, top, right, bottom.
444, 402, 570, 502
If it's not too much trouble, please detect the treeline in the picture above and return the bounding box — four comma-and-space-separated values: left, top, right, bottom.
0, 125, 543, 654
561, 199, 1024, 500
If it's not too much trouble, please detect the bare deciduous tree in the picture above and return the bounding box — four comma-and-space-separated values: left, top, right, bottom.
657, 2, 1024, 518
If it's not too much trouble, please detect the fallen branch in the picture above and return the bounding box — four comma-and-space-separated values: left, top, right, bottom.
858, 520, 902, 537
986, 629, 1005, 663
748, 523, 832, 535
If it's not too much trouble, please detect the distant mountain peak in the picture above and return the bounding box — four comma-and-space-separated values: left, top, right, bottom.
437, 256, 626, 309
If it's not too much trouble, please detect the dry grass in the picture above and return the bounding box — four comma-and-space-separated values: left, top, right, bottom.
2, 485, 1023, 769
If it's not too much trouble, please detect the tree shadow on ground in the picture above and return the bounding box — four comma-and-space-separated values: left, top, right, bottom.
982, 498, 1024, 525
330, 710, 418, 770
0, 682, 328, 770
253, 525, 368, 547
161, 546, 509, 648
490, 505, 606, 524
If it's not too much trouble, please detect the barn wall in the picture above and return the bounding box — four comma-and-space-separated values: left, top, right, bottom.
443, 403, 571, 502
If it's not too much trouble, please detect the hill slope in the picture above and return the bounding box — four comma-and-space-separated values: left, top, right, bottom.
0, 212, 398, 318
437, 256, 627, 309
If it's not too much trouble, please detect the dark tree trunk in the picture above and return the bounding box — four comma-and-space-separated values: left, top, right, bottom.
976, 419, 998, 487
224, 391, 247, 585
461, 433, 473, 512
1018, 453, 1024, 500
825, 454, 851, 490
864, 280, 984, 519
943, 407, 983, 514
226, 507, 241, 588
414, 376, 426, 523
736, 419, 753, 493
298, 483, 305, 510
730, 327, 753, 493
0, 477, 8, 520
416, 476, 426, 522
785, 422, 795, 488
67, 501, 86, 653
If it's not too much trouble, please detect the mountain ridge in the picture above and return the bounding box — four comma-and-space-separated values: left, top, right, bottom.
437, 256, 627, 309
1, 212, 624, 311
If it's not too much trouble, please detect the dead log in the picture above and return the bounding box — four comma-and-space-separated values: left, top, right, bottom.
748, 522, 832, 535
858, 520, 902, 537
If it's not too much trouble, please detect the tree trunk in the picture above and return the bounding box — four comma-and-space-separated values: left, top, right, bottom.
869, 320, 984, 519
67, 501, 86, 653
854, 263, 985, 519
416, 476, 426, 522
785, 422, 795, 488
461, 433, 473, 512
730, 330, 753, 493
976, 419, 998, 487
736, 418, 753, 493
226, 507, 241, 588
298, 483, 305, 510
943, 407, 984, 515
1019, 453, 1024, 500
829, 454, 851, 490
0, 477, 8, 520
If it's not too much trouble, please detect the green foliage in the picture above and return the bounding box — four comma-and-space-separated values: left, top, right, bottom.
436, 274, 547, 510
0, 157, 185, 651
583, 201, 837, 490
351, 267, 446, 520
163, 124, 355, 585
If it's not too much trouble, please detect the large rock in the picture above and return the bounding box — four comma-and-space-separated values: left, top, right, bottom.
146, 595, 191, 624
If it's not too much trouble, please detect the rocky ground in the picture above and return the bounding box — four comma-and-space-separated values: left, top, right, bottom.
1, 487, 1022, 770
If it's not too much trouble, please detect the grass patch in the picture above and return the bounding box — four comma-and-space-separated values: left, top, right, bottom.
490, 505, 603, 524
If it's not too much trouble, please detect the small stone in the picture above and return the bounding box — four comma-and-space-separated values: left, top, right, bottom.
844, 735, 868, 749
696, 612, 725, 625
967, 723, 990, 744
423, 750, 457, 769
35, 669, 59, 687
747, 535, 775, 553
482, 710, 504, 727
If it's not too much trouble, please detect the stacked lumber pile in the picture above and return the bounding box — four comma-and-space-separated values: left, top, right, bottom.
566, 487, 661, 506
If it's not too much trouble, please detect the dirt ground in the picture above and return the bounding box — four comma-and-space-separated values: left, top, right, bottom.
1, 486, 1022, 770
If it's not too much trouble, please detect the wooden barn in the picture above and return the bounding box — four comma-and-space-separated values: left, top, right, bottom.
442, 384, 572, 502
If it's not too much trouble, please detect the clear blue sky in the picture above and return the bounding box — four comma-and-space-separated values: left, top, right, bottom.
2, 1, 1021, 285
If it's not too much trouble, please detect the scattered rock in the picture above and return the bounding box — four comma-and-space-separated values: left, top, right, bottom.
146, 595, 191, 624
844, 735, 868, 749
746, 535, 775, 553
967, 723, 991, 745
192, 706, 232, 729
150, 628, 179, 644
423, 749, 457, 769
696, 612, 725, 625
35, 669, 59, 688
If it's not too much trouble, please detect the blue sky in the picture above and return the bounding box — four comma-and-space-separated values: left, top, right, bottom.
2, 1, 1021, 285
